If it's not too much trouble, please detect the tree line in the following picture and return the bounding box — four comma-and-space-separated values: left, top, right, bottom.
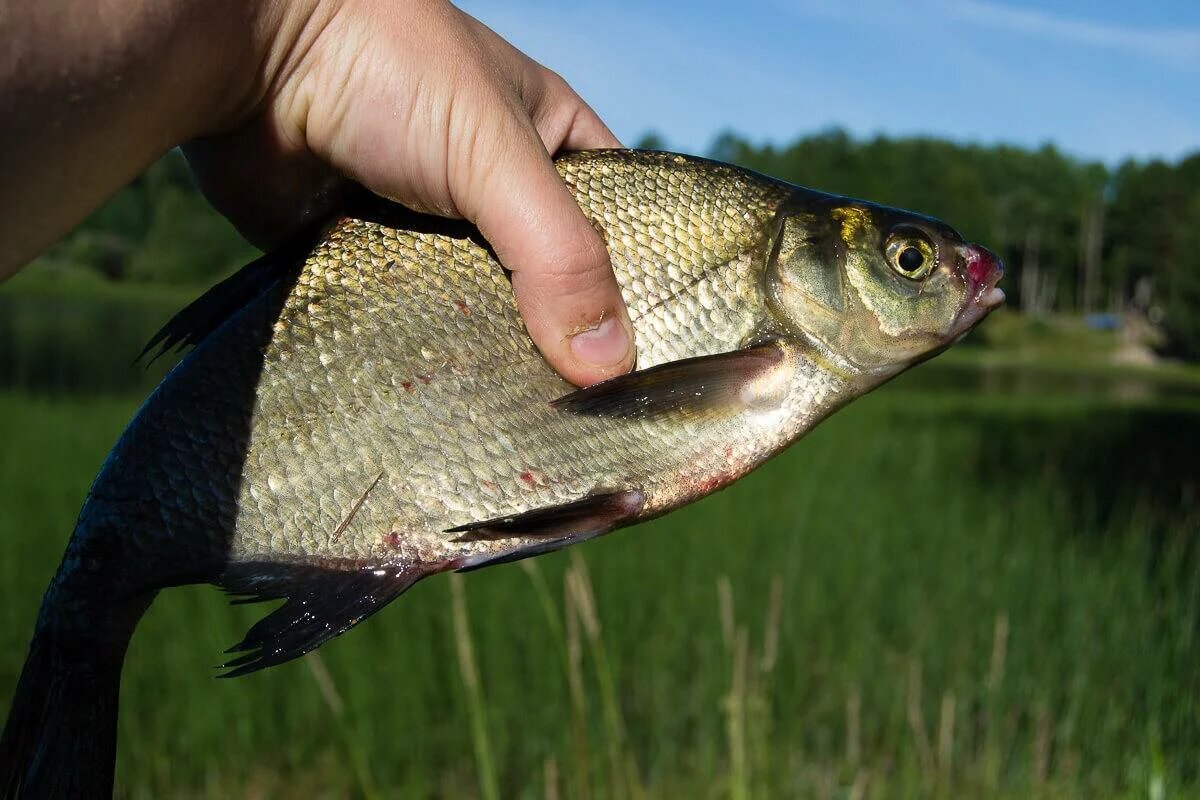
30, 131, 1200, 356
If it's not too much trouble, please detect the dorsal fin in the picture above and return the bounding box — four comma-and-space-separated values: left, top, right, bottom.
136, 229, 317, 364
135, 192, 488, 366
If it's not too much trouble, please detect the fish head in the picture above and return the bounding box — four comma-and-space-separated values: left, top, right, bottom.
765, 195, 1004, 375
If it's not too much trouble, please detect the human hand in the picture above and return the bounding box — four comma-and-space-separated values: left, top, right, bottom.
186, 0, 634, 386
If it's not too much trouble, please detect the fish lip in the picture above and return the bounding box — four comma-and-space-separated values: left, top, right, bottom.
949, 243, 1005, 336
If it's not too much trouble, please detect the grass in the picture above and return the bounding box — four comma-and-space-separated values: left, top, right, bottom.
0, 372, 1197, 798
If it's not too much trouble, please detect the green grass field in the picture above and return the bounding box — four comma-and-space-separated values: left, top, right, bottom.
1, 370, 1197, 798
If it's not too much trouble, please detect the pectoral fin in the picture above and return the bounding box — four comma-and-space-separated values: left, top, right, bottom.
551, 338, 787, 419
447, 489, 645, 572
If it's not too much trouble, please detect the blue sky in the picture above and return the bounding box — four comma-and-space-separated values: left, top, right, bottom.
461, 0, 1200, 164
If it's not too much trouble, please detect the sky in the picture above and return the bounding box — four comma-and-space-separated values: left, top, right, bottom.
460, 0, 1200, 164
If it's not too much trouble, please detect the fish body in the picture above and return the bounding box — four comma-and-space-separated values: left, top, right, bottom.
0, 150, 1002, 797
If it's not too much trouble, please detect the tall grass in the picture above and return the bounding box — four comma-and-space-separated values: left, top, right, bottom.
0, 378, 1196, 797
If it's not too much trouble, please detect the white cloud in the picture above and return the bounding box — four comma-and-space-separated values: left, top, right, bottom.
781, 0, 1200, 69
948, 0, 1200, 68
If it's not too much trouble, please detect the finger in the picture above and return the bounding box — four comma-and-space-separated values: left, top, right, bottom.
463, 118, 635, 386
456, 13, 621, 152
527, 70, 622, 152
560, 105, 622, 152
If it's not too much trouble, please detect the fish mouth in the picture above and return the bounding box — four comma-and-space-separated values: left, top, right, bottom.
950, 243, 1005, 336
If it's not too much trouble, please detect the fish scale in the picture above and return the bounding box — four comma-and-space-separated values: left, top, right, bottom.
0, 149, 1004, 798
224, 156, 786, 568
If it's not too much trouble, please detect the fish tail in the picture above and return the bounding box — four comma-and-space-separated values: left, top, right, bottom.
0, 582, 152, 799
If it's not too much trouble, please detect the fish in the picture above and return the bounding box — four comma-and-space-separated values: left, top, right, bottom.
0, 149, 1003, 798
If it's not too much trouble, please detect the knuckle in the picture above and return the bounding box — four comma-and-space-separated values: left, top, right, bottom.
535, 236, 615, 299
538, 66, 574, 97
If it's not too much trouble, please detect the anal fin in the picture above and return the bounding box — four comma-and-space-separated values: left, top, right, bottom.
551, 338, 787, 419
447, 489, 645, 572
216, 559, 430, 677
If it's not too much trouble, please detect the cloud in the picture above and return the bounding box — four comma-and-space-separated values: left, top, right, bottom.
780, 0, 1200, 68
947, 0, 1200, 68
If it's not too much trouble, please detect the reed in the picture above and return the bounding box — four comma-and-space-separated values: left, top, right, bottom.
305, 652, 381, 800
449, 573, 500, 800
0, 385, 1196, 797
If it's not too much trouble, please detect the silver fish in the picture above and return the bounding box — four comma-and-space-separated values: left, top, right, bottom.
0, 150, 1003, 798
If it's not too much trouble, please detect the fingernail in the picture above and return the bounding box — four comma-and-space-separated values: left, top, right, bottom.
569, 315, 631, 367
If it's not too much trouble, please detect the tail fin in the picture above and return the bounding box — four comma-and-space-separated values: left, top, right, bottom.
0, 596, 148, 799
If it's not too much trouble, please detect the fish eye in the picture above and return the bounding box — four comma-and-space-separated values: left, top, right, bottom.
898, 246, 924, 273
884, 229, 937, 279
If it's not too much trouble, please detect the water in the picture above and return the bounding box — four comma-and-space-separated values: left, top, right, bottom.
0, 290, 178, 394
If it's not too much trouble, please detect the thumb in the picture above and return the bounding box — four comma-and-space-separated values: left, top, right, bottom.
463, 122, 635, 387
